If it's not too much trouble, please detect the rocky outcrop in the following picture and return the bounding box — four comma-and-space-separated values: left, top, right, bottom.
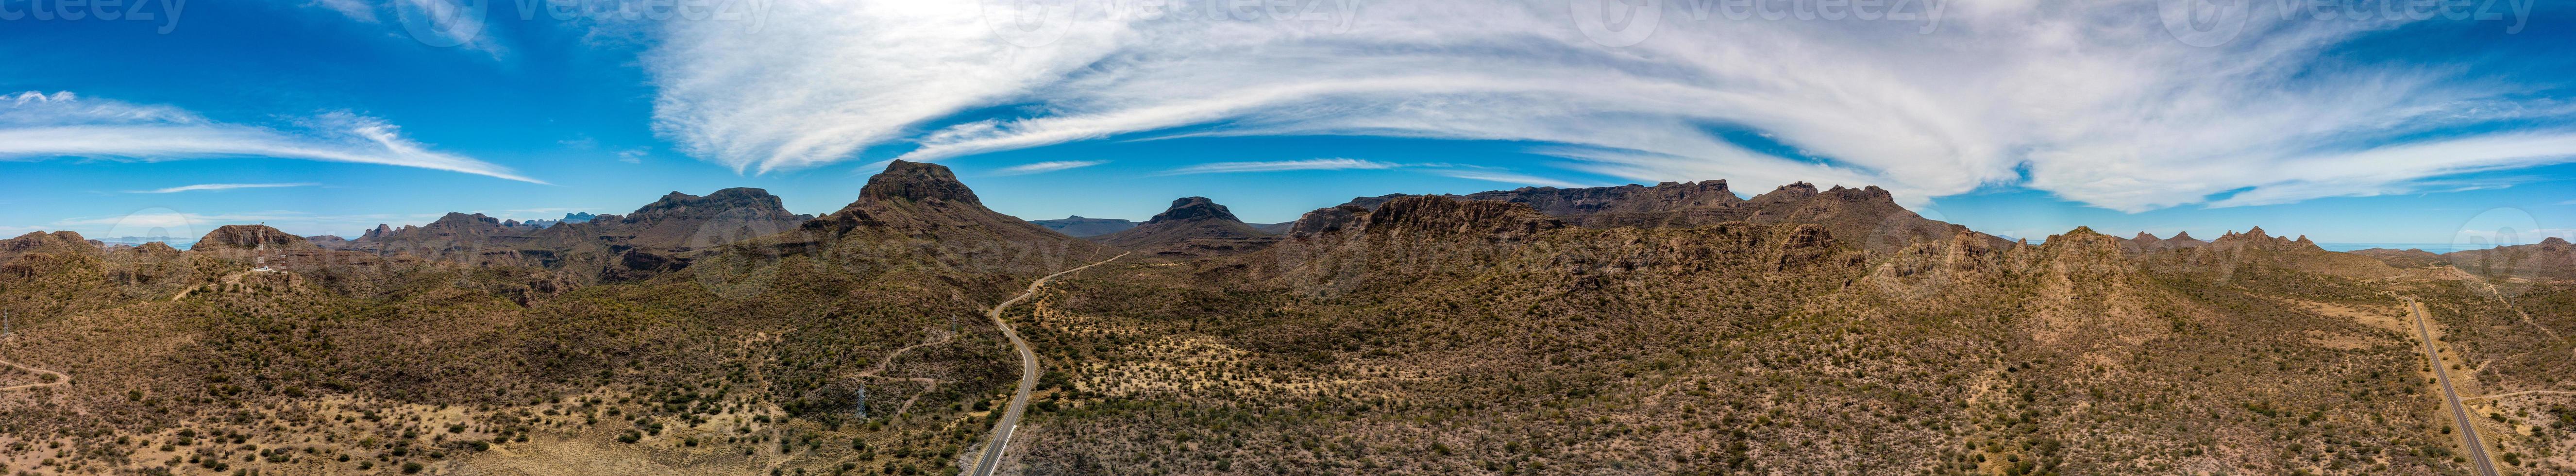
859, 160, 982, 205
191, 225, 320, 252
2116, 232, 2210, 253
2207, 226, 2324, 253
1031, 216, 1137, 238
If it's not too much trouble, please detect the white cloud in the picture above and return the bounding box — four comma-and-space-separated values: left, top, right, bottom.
1423, 169, 1589, 188
310, 0, 379, 23
0, 91, 542, 184
993, 160, 1107, 176
305, 0, 505, 59
131, 183, 322, 194
635, 1, 2575, 212
1158, 158, 1400, 175
617, 148, 648, 164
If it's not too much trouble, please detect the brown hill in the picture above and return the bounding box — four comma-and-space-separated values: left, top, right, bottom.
2136, 226, 2400, 280
699, 160, 1120, 294
574, 187, 814, 251
2442, 237, 2576, 278
191, 224, 322, 253
0, 231, 101, 262
1090, 197, 1275, 255
343, 188, 811, 272
1335, 180, 2005, 253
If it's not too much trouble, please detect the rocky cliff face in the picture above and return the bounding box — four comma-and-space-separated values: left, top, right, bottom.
1335, 180, 2004, 254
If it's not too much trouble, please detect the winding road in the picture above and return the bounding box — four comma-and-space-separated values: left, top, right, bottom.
2404, 297, 2500, 476
968, 252, 1126, 476
0, 357, 67, 392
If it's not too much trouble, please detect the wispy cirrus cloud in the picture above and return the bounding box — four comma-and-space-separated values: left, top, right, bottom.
993, 160, 1108, 176
309, 0, 379, 23
1157, 158, 1399, 176
639, 0, 2576, 212
305, 0, 506, 59
0, 91, 542, 184
129, 183, 322, 194
1424, 169, 1589, 188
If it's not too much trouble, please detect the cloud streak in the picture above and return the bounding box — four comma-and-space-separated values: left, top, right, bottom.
1157, 158, 1400, 175
0, 91, 542, 184
130, 183, 322, 194
993, 160, 1108, 176
638, 1, 2576, 212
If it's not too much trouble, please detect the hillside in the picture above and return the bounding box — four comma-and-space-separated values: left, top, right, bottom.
0, 168, 2568, 476
1339, 181, 2010, 253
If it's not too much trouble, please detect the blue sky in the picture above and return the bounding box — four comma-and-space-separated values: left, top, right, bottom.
5, 0, 2576, 247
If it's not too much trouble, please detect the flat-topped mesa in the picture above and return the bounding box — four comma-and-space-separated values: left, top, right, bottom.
1030, 216, 1138, 238
2545, 237, 2572, 246
432, 212, 502, 228
192, 224, 319, 252
859, 160, 981, 205
625, 187, 801, 222
1145, 197, 1242, 224
1094, 196, 1273, 251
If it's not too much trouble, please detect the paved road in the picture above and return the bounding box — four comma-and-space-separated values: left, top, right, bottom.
2405, 297, 2501, 476
969, 253, 1126, 476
